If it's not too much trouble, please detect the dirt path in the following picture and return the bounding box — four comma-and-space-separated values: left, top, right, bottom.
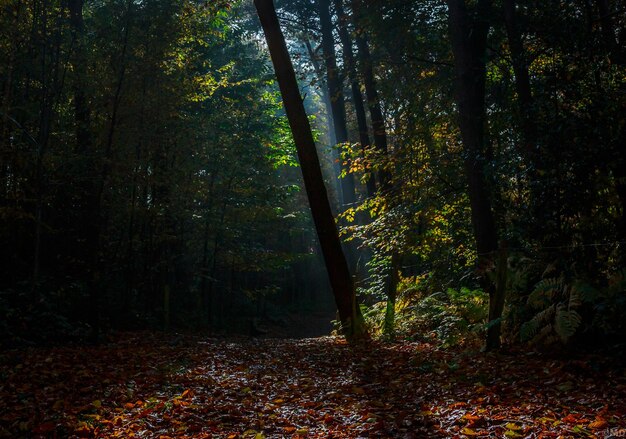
1, 332, 625, 438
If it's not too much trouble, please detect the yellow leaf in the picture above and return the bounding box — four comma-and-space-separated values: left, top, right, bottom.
461, 427, 480, 436
505, 423, 522, 430
92, 400, 102, 408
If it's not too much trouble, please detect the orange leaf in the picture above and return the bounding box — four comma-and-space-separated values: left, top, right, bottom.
588, 418, 608, 429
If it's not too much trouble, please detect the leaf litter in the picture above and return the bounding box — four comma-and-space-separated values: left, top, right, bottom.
0, 332, 624, 438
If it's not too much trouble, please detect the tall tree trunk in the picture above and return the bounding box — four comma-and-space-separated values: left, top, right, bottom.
502, 0, 539, 171
254, 0, 366, 340
350, 0, 400, 331
32, 0, 60, 292
200, 172, 217, 326
502, 0, 550, 243
68, 0, 101, 343
349, 1, 392, 191
303, 38, 342, 203
334, 0, 376, 197
318, 0, 356, 209
447, 0, 501, 350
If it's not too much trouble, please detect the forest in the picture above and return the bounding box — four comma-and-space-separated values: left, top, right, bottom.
1, 0, 625, 437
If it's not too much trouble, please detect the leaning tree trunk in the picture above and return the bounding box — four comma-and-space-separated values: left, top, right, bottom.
447, 0, 502, 350
254, 0, 366, 340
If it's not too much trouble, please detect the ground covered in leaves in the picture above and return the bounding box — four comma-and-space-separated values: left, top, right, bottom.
1, 332, 625, 438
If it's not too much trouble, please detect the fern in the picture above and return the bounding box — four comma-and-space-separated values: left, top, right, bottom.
522, 276, 582, 344
554, 304, 582, 342
527, 277, 563, 309
571, 281, 599, 304
521, 267, 626, 345
520, 303, 555, 342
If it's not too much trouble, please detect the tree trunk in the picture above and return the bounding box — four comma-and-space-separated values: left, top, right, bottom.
68, 0, 101, 343
502, 0, 540, 172
334, 0, 376, 197
351, 8, 392, 192
447, 0, 501, 350
254, 0, 366, 340
303, 38, 342, 203
318, 0, 356, 209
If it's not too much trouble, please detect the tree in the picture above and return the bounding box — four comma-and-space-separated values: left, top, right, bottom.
317, 0, 356, 209
446, 0, 502, 350
254, 0, 366, 339
333, 0, 376, 197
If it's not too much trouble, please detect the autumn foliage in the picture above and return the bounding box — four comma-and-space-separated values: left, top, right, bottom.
1, 332, 625, 438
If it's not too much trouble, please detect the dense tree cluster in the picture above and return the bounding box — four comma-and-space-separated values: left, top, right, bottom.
261, 0, 626, 347
1, 0, 625, 348
0, 0, 332, 345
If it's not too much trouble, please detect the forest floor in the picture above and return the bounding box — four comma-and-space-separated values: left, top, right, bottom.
1, 332, 625, 439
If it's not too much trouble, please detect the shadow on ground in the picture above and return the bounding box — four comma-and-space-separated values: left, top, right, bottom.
0, 332, 624, 438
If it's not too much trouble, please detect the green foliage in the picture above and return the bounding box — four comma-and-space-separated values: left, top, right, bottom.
0, 0, 332, 339
2, 0, 626, 346
360, 276, 488, 346
520, 270, 626, 345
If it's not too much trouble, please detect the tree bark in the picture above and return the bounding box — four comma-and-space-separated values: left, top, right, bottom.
68, 0, 101, 343
254, 0, 366, 339
303, 38, 342, 202
350, 1, 392, 192
318, 0, 356, 208
447, 0, 501, 350
334, 0, 376, 197
502, 0, 540, 171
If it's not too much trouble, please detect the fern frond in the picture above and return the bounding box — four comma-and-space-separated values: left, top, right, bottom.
528, 278, 562, 308
533, 324, 555, 345
554, 303, 581, 342
571, 281, 598, 304
520, 304, 555, 342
